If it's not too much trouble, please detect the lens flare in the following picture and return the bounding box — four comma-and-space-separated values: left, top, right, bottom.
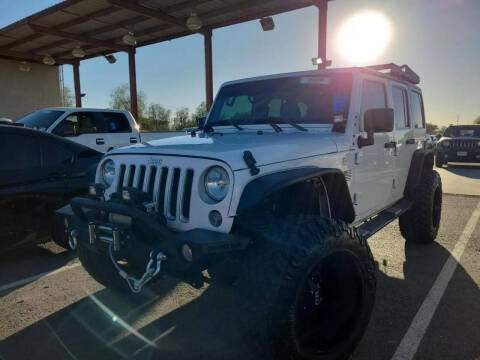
338, 11, 391, 63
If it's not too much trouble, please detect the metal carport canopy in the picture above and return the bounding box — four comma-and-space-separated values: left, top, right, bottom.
0, 0, 331, 119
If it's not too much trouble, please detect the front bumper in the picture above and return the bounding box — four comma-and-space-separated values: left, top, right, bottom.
58, 197, 249, 277
435, 149, 480, 163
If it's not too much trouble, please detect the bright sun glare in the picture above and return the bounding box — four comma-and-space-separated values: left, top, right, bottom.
338, 11, 391, 64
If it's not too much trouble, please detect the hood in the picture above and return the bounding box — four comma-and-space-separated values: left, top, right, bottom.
108, 128, 339, 171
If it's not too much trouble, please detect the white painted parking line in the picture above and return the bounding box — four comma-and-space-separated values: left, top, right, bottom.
391, 200, 480, 360
0, 262, 81, 294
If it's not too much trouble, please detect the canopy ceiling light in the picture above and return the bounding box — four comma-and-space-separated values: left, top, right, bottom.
122, 32, 137, 46
42, 55, 55, 65
260, 17, 275, 31
186, 12, 202, 31
104, 54, 117, 64
72, 46, 85, 58
18, 61, 31, 72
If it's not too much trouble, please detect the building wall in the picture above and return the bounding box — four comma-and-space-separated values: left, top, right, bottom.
0, 58, 61, 120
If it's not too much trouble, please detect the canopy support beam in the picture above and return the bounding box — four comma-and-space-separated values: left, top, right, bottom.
204, 28, 213, 111
128, 48, 138, 120
73, 60, 82, 107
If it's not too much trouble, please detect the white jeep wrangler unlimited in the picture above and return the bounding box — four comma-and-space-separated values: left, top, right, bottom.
60, 63, 442, 360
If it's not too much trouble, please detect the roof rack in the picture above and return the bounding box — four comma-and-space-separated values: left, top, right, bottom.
365, 63, 420, 84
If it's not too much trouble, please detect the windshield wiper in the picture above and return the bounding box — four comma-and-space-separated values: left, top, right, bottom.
211, 120, 243, 131
274, 118, 308, 132
267, 121, 282, 133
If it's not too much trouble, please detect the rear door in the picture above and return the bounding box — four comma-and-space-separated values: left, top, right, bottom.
390, 84, 416, 200
99, 112, 136, 150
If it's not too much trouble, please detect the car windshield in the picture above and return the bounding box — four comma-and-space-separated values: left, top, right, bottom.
17, 109, 64, 130
207, 73, 352, 127
443, 126, 480, 138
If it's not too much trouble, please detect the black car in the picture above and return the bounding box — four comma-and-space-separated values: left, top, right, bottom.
0, 125, 102, 252
435, 125, 480, 167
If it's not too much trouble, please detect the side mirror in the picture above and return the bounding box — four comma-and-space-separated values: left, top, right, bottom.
358, 108, 394, 148
197, 116, 206, 129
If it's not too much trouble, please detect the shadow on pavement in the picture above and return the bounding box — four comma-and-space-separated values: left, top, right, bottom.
444, 163, 480, 179
0, 243, 77, 296
1, 241, 479, 360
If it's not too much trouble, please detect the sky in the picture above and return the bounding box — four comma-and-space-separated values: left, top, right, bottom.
1, 0, 479, 126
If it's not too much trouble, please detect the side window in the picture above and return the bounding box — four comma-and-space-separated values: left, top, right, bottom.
0, 134, 40, 170
101, 112, 132, 133
53, 115, 77, 136
362, 80, 387, 110
392, 86, 409, 129
42, 141, 72, 167
410, 92, 425, 129
54, 112, 107, 136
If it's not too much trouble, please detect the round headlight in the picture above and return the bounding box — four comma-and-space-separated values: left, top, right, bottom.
204, 166, 230, 201
442, 140, 450, 147
102, 159, 116, 187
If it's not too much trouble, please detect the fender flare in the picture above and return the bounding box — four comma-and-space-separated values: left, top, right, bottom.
404, 148, 434, 197
236, 167, 355, 223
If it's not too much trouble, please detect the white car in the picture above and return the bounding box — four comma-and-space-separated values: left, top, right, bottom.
61, 64, 442, 360
16, 107, 183, 152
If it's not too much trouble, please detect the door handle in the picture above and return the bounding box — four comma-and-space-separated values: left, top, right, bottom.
384, 141, 397, 149
130, 137, 138, 143
405, 139, 415, 145
96, 138, 105, 145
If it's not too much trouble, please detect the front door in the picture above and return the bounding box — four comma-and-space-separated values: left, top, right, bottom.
0, 133, 43, 250
353, 78, 396, 220
52, 112, 109, 152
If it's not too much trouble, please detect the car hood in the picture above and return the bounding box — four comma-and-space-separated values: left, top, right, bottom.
108, 129, 339, 171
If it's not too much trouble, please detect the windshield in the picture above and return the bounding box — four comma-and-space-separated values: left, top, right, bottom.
17, 109, 64, 130
443, 126, 480, 138
208, 73, 352, 127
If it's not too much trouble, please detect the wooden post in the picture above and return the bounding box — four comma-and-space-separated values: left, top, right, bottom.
128, 48, 138, 120
204, 28, 213, 111
73, 61, 82, 107
316, 0, 328, 69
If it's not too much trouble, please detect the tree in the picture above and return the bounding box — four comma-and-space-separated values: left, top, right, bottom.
191, 101, 207, 121
426, 123, 438, 134
62, 86, 74, 107
474, 116, 480, 124
172, 107, 191, 130
147, 103, 171, 130
109, 83, 147, 119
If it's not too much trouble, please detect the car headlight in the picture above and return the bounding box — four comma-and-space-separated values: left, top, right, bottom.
101, 159, 116, 187
204, 166, 230, 201
442, 140, 450, 147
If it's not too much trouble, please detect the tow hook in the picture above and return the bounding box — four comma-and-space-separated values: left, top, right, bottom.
108, 245, 167, 293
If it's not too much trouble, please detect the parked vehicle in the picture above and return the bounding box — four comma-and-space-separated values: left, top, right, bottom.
425, 134, 437, 148
0, 125, 102, 252
16, 108, 183, 153
435, 125, 480, 167
60, 64, 441, 360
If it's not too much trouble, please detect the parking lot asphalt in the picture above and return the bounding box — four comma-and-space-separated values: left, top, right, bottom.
0, 164, 479, 360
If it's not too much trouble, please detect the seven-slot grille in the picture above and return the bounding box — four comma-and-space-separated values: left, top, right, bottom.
450, 139, 479, 149
113, 163, 194, 222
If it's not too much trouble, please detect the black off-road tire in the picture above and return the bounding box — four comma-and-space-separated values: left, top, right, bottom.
399, 170, 442, 243
207, 255, 243, 285
78, 242, 133, 292
435, 156, 444, 168
52, 215, 77, 250
234, 216, 376, 360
